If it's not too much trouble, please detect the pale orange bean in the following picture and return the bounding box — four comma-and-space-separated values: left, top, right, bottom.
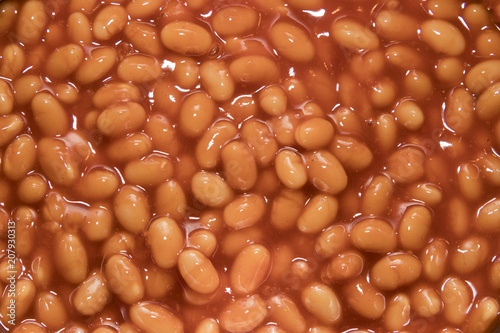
130, 302, 183, 333
224, 95, 258, 123
45, 44, 84, 79
297, 194, 338, 234
442, 277, 473, 325
259, 85, 287, 116
435, 57, 464, 85
179, 91, 216, 137
178, 249, 219, 294
457, 163, 483, 202
160, 21, 213, 56
270, 190, 306, 231
330, 134, 373, 171
446, 196, 470, 238
229, 55, 280, 85
223, 194, 266, 230
221, 141, 258, 191
31, 92, 69, 136
394, 99, 425, 131
421, 238, 449, 282
74, 47, 117, 85
274, 150, 306, 190
191, 171, 233, 208
117, 55, 162, 83
196, 120, 238, 169
114, 185, 150, 234
212, 5, 259, 37
143, 266, 177, 299
350, 218, 396, 254
294, 118, 334, 150
0, 278, 36, 325
371, 253, 422, 290
268, 295, 306, 333
404, 69, 433, 99
0, 2, 18, 37
345, 277, 386, 319
398, 205, 432, 251
324, 250, 364, 281
12, 206, 36, 257
93, 5, 127, 40
12, 322, 47, 333
219, 295, 268, 333
386, 146, 425, 184
0, 44, 26, 79
270, 20, 315, 62
477, 82, 500, 122
152, 80, 182, 117
35, 292, 67, 331
270, 111, 299, 146
101, 231, 136, 258
106, 132, 153, 163
54, 233, 88, 284
16, 1, 47, 45
384, 294, 410, 331
476, 198, 500, 232
82, 205, 113, 242
195, 318, 220, 333
241, 119, 278, 167
426, 0, 460, 19
125, 21, 163, 57
375, 10, 418, 41
67, 12, 92, 44
126, 0, 161, 19
331, 18, 379, 51
421, 19, 465, 56
30, 249, 53, 289
230, 244, 271, 294
475, 29, 500, 57
145, 114, 181, 156
465, 60, 500, 94
187, 229, 217, 258
407, 182, 442, 206
411, 287, 442, 317
172, 56, 199, 89
0, 80, 13, 115
463, 3, 490, 31
200, 60, 235, 102
369, 77, 397, 108
444, 87, 474, 135
374, 113, 397, 151
155, 180, 187, 221
305, 150, 348, 195
77, 167, 120, 200
17, 173, 48, 204
360, 175, 393, 216
465, 297, 500, 333
124, 153, 173, 187
478, 153, 500, 187
451, 236, 489, 275
3, 134, 35, 181
54, 83, 79, 104
105, 254, 144, 304
315, 225, 349, 259
147, 216, 184, 269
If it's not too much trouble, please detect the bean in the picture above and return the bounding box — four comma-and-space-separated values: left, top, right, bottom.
31, 92, 69, 136
375, 10, 417, 41
457, 163, 483, 202
384, 294, 410, 331
274, 150, 306, 189
160, 21, 213, 56
172, 56, 199, 89
426, 0, 460, 19
421, 20, 465, 56
106, 132, 152, 162
126, 0, 161, 19
386, 146, 425, 184
435, 57, 464, 85
143, 267, 177, 300
230, 55, 280, 85
101, 232, 136, 258
152, 80, 182, 117
361, 175, 393, 216
297, 194, 338, 234
442, 277, 473, 325
270, 20, 315, 62
371, 253, 422, 290
268, 295, 306, 333
67, 12, 92, 44
13, 206, 36, 257
188, 229, 217, 257
476, 198, 500, 232
393, 99, 424, 131
411, 287, 442, 317
315, 225, 349, 259
12, 322, 47, 333
82, 205, 113, 242
270, 111, 300, 146
18, 173, 48, 204
324, 250, 364, 281
465, 60, 500, 94
477, 82, 500, 122
404, 69, 433, 99
345, 277, 386, 319
230, 244, 271, 294
293, 117, 333, 150
147, 216, 184, 269
270, 190, 306, 231
331, 18, 379, 51
1, 44, 26, 79
12, 75, 42, 106
35, 292, 67, 330
0, 80, 13, 115
45, 44, 84, 79
398, 205, 432, 251
212, 6, 259, 37
407, 182, 442, 206
305, 150, 348, 194
178, 249, 219, 294
443, 87, 474, 135
374, 113, 397, 151
223, 194, 266, 230
478, 154, 500, 187
3, 134, 35, 181
155, 180, 187, 221
351, 218, 396, 254
105, 254, 144, 304
179, 91, 216, 137
221, 141, 258, 191
117, 55, 162, 83
114, 185, 151, 234
30, 249, 53, 289
224, 95, 258, 123
130, 302, 183, 333
124, 21, 162, 57
93, 5, 127, 40
124, 153, 173, 186
200, 60, 235, 102
0, 278, 36, 324
54, 233, 88, 284
16, 1, 47, 45
302, 283, 341, 325
446, 196, 470, 239
196, 318, 220, 333
0, 1, 17, 37
145, 114, 181, 156
192, 171, 233, 208
451, 236, 489, 275
475, 29, 500, 57
463, 4, 490, 31
422, 238, 449, 282
241, 119, 278, 167
385, 44, 425, 70
77, 167, 120, 200
219, 295, 267, 333
75, 47, 117, 85
330, 134, 373, 171
196, 120, 237, 169
466, 297, 500, 333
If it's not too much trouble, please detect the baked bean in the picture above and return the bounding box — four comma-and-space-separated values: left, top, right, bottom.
75, 47, 117, 85
143, 266, 177, 299
101, 231, 136, 258
478, 153, 500, 187
489, 259, 500, 291
67, 12, 92, 44
196, 318, 220, 333
465, 60, 500, 94
152, 80, 182, 117
188, 229, 217, 257
258, 85, 286, 116
18, 173, 48, 204
223, 95, 258, 123
212, 6, 258, 37
398, 205, 432, 251
12, 75, 42, 106
106, 132, 153, 162
476, 198, 500, 232
54, 233, 88, 284
369, 77, 397, 108
421, 20, 465, 56
147, 216, 184, 269
0, 1, 17, 37
270, 190, 306, 231
124, 153, 173, 186
475, 29, 500, 57
124, 21, 162, 57
386, 146, 425, 184
200, 60, 235, 102
155, 180, 187, 221
221, 226, 264, 257
442, 277, 473, 325
270, 111, 300, 146
117, 55, 162, 83
443, 87, 474, 135
0, 278, 36, 324
324, 250, 364, 281
230, 244, 271, 294
12, 206, 36, 257
240, 120, 278, 167
1, 44, 26, 79
331, 18, 379, 51
105, 254, 144, 304
267, 295, 306, 333
192, 171, 233, 208
422, 238, 449, 282
196, 120, 237, 169
183, 283, 220, 306
457, 163, 483, 202
407, 182, 442, 206
145, 114, 181, 156
435, 57, 464, 85
293, 118, 333, 150
345, 277, 386, 319
69, 0, 96, 13
41, 191, 66, 222
411, 286, 442, 317
360, 175, 393, 216
178, 249, 219, 294
463, 3, 490, 31
30, 249, 53, 289
446, 196, 471, 238
55, 83, 79, 104
77, 167, 120, 200
386, 44, 425, 70
374, 113, 397, 151
384, 293, 410, 331
130, 302, 183, 333
179, 91, 216, 137
269, 20, 315, 62
305, 150, 347, 194
3, 134, 35, 181
45, 44, 84, 79
477, 82, 500, 121
114, 185, 150, 234
12, 322, 47, 333
371, 253, 422, 290
160, 21, 213, 56
82, 205, 113, 242
172, 56, 199, 89
31, 92, 69, 136
229, 55, 280, 85
426, 0, 460, 19
274, 150, 306, 189
126, 0, 161, 19
223, 194, 266, 230
297, 194, 338, 234
351, 218, 396, 254
330, 134, 373, 171
221, 141, 258, 191
219, 295, 267, 333
93, 5, 127, 40
16, 1, 47, 45
375, 10, 417, 41
451, 236, 489, 275
0, 80, 13, 115
404, 69, 433, 99
35, 292, 67, 330
466, 297, 499, 333
394, 99, 425, 131
301, 283, 341, 325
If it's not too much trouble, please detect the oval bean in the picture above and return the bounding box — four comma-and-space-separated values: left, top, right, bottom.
230, 244, 271, 294
114, 185, 151, 234
219, 295, 267, 333
31, 92, 69, 136
160, 21, 213, 55
93, 5, 127, 40
212, 6, 259, 37
105, 254, 144, 304
371, 253, 422, 290
297, 194, 338, 234
331, 18, 379, 51
3, 134, 36, 181
421, 19, 465, 56
398, 205, 432, 251
45, 44, 84, 79
178, 249, 219, 294
351, 218, 396, 254
221, 141, 258, 191
345, 277, 386, 319
54, 233, 88, 284
130, 302, 183, 333
147, 216, 184, 269
223, 194, 266, 230
200, 60, 235, 102
270, 21, 315, 62
305, 150, 348, 194
191, 171, 233, 208
230, 55, 280, 85
442, 277, 473, 325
